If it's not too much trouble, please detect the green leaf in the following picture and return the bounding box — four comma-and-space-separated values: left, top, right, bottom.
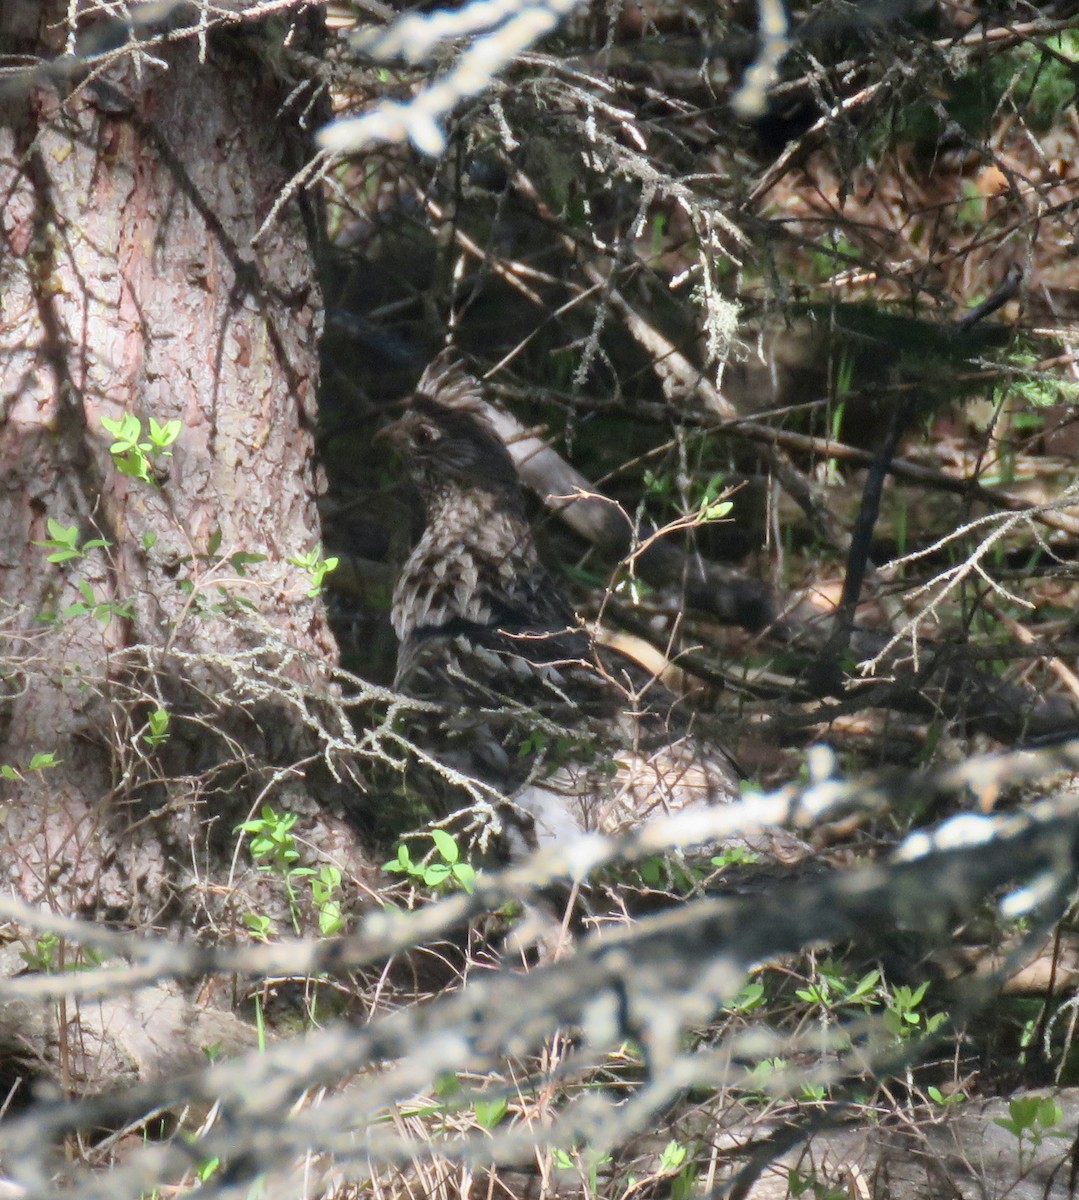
1036, 1097, 1063, 1128
638, 857, 663, 885
787, 1168, 813, 1198
730, 981, 765, 1012
430, 828, 459, 863
1, 765, 22, 781
847, 970, 881, 1001
908, 981, 930, 1007
317, 901, 345, 936
29, 752, 60, 770
474, 1096, 508, 1129
658, 1140, 688, 1172
711, 846, 761, 868
312, 865, 342, 896
196, 1157, 220, 1183
47, 519, 78, 545
452, 862, 476, 893
701, 499, 733, 522
1008, 1095, 1042, 1130
230, 551, 267, 574
148, 417, 181, 448
114, 450, 151, 481
243, 912, 273, 940
144, 707, 170, 747
927, 1085, 964, 1107
386, 845, 413, 871
650, 211, 667, 257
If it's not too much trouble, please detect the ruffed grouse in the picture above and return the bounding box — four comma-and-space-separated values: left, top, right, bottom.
382, 356, 766, 860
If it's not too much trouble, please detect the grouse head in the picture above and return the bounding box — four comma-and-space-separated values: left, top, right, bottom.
384, 357, 568, 646
379, 358, 520, 504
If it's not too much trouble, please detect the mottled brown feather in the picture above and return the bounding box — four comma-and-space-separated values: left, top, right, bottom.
386, 359, 794, 861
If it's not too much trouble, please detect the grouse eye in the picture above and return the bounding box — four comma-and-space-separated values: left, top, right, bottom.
411, 421, 440, 448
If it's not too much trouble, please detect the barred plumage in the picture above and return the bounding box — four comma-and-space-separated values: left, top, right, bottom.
383, 356, 793, 863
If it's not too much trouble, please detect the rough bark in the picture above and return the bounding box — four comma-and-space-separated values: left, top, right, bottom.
0, 9, 371, 942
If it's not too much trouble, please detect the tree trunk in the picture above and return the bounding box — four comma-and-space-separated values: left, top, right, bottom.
0, 6, 371, 951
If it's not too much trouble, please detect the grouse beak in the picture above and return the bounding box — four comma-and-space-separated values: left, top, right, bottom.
373, 406, 412, 451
